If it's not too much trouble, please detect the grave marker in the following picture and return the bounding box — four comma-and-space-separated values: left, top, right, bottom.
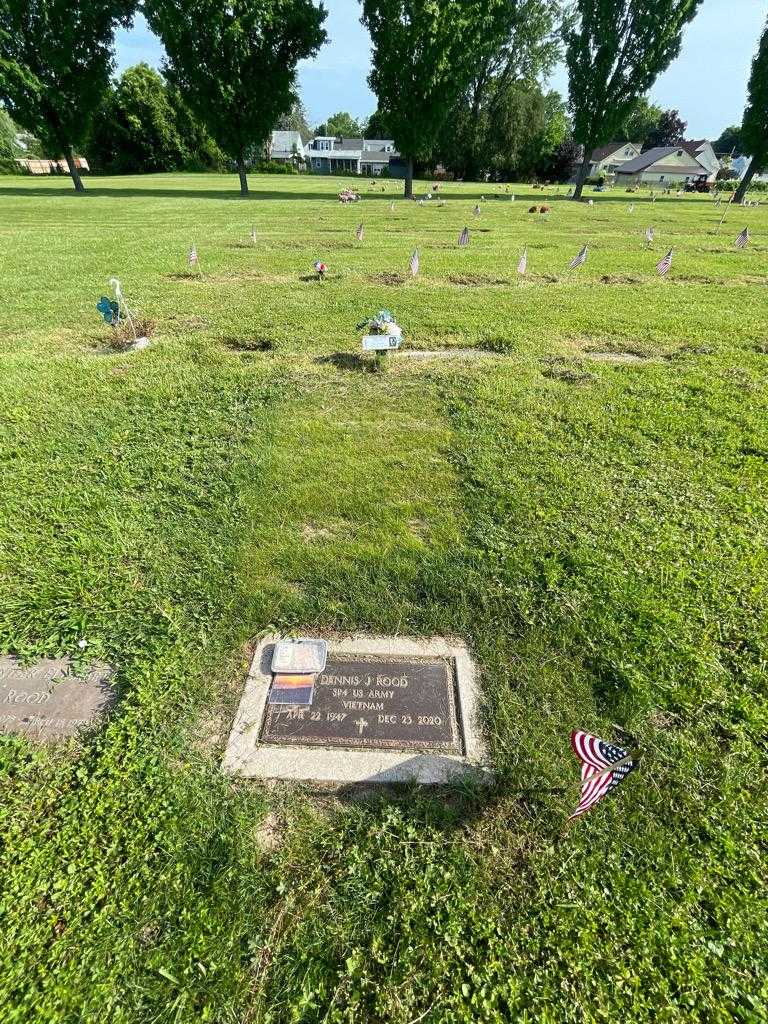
0, 656, 116, 740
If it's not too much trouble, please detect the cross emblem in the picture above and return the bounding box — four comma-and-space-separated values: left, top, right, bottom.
354, 717, 369, 735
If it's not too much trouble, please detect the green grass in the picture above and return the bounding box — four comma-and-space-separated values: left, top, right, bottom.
1, 171, 766, 1023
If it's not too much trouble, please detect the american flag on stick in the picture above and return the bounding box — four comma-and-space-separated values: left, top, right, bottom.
389, 201, 395, 212
656, 249, 673, 276
409, 249, 420, 277
568, 243, 588, 269
628, 203, 635, 214
569, 730, 637, 820
251, 226, 257, 245
458, 226, 470, 247
473, 204, 481, 217
517, 246, 528, 276
188, 245, 198, 266
645, 225, 654, 247
355, 223, 364, 242
734, 227, 750, 249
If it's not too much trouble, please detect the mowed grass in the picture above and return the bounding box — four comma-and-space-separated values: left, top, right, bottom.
0, 172, 766, 1023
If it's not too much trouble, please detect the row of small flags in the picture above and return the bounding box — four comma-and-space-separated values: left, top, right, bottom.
188, 225, 749, 280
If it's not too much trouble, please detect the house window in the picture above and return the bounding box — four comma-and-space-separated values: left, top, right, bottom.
659, 175, 665, 181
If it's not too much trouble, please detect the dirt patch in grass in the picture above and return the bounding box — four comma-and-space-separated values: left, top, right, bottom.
600, 274, 643, 285
672, 274, 717, 285
368, 272, 406, 286
299, 273, 343, 283
301, 522, 333, 542
541, 355, 597, 384
447, 273, 510, 287
584, 351, 650, 364
253, 812, 283, 853
530, 273, 561, 284
398, 348, 494, 361
221, 335, 277, 352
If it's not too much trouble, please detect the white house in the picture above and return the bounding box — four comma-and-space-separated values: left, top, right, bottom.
269, 130, 305, 165
615, 146, 710, 186
305, 135, 399, 176
588, 142, 642, 177
681, 140, 720, 182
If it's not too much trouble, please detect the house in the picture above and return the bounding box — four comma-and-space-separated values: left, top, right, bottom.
588, 142, 642, 177
681, 140, 720, 182
269, 130, 305, 165
305, 135, 400, 176
732, 155, 768, 184
615, 146, 710, 186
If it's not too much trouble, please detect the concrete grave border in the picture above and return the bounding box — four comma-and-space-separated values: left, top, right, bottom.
222, 634, 492, 785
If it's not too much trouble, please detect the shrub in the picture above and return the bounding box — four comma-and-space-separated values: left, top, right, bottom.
254, 160, 297, 174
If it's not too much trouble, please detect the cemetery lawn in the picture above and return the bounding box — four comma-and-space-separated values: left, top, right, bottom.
1, 172, 767, 1024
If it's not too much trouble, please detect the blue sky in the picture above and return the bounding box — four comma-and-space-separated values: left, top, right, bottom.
116, 0, 766, 138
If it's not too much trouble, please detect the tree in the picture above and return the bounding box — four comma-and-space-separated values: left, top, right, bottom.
276, 97, 311, 138
735, 17, 768, 204
0, 0, 134, 192
614, 95, 663, 144
364, 109, 393, 138
361, 0, 515, 197
144, 0, 327, 196
642, 108, 686, 149
89, 63, 187, 173
321, 111, 363, 138
713, 124, 744, 156
540, 137, 583, 182
0, 106, 19, 160
565, 0, 703, 200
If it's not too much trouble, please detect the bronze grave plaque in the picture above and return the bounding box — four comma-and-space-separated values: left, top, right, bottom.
260, 655, 462, 753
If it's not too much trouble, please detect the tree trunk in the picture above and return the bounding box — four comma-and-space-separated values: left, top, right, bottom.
404, 156, 414, 199
734, 157, 757, 205
64, 149, 85, 193
236, 157, 249, 197
572, 154, 591, 200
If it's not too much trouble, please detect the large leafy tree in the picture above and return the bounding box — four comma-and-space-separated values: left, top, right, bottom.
89, 63, 223, 173
317, 111, 363, 138
144, 0, 327, 196
0, 105, 19, 160
735, 18, 768, 205
361, 0, 515, 197
614, 95, 663, 145
565, 0, 703, 199
642, 107, 686, 150
0, 0, 134, 192
713, 124, 743, 157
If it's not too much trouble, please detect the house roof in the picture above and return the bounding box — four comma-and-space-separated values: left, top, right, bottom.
340, 137, 364, 149
615, 146, 705, 175
360, 150, 397, 162
681, 139, 708, 156
590, 142, 638, 162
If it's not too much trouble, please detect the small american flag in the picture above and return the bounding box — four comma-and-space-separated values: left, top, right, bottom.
250, 226, 257, 245
458, 226, 470, 247
569, 730, 636, 820
188, 245, 199, 266
656, 249, 673, 276
734, 227, 750, 249
389, 201, 395, 212
473, 204, 481, 217
568, 243, 588, 269
517, 247, 528, 276
355, 223, 364, 242
628, 203, 635, 214
645, 225, 654, 246
409, 249, 420, 277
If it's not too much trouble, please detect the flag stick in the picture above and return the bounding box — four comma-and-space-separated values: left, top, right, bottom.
581, 751, 637, 783
716, 195, 733, 233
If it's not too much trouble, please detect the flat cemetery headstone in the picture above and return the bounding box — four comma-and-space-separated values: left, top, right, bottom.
0, 656, 116, 740
222, 635, 490, 785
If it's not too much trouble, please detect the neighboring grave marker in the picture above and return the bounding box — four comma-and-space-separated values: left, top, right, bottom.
0, 657, 116, 740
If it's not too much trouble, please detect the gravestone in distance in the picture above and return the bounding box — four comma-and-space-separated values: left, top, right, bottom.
0, 657, 116, 740
222, 635, 490, 785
